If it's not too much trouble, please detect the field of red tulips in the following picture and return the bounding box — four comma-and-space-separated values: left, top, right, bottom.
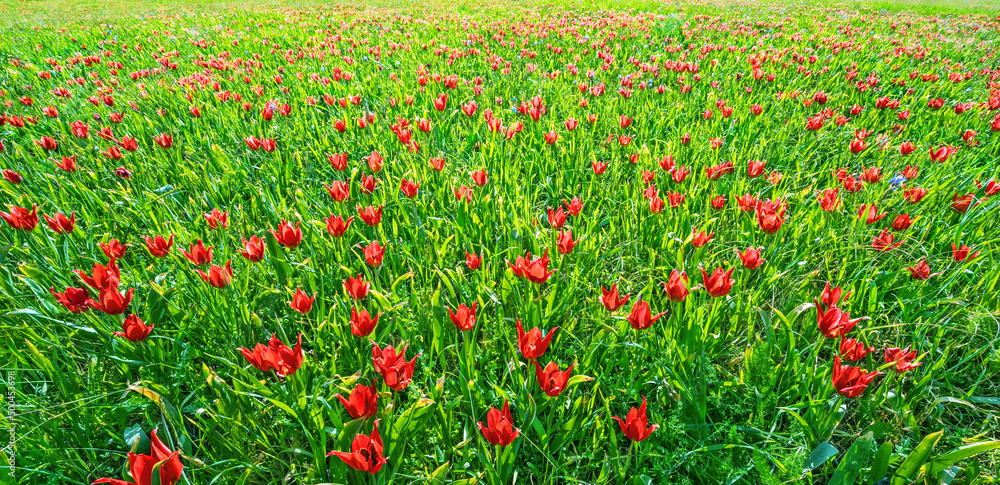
2, 0, 1000, 483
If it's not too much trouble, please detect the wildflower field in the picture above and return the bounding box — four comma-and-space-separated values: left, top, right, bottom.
2, 0, 1000, 483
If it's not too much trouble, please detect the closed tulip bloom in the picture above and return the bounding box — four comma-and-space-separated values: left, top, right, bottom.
447, 302, 477, 331
328, 419, 386, 474
471, 169, 489, 186
950, 193, 976, 213
76, 259, 121, 291
755, 200, 786, 234
691, 227, 714, 248
902, 186, 927, 204
557, 229, 577, 254
747, 160, 766, 178
399, 178, 420, 198
238, 333, 304, 377
239, 236, 265, 262
663, 270, 690, 302
905, 260, 941, 280
465, 251, 482, 270
547, 207, 567, 228
328, 153, 348, 171
43, 212, 76, 234
516, 319, 557, 360
35, 135, 57, 151
816, 303, 863, 339
357, 205, 384, 226
99, 239, 128, 259
649, 195, 664, 214
872, 229, 903, 252
336, 382, 379, 419
350, 307, 382, 338
288, 287, 316, 313
1, 204, 39, 231
839, 337, 875, 361
88, 287, 135, 315
951, 243, 981, 262
56, 155, 77, 172
359, 174, 379, 194
3, 169, 22, 184
115, 314, 153, 342
327, 181, 350, 202
50, 286, 89, 313
600, 283, 630, 311
271, 220, 303, 248
627, 300, 666, 330
204, 208, 228, 229
94, 428, 183, 485
325, 214, 354, 238
196, 261, 233, 288
372, 342, 420, 391
891, 214, 913, 231
612, 396, 658, 442
143, 234, 174, 257
592, 160, 608, 174
361, 241, 385, 267
832, 355, 881, 398
857, 204, 887, 225
478, 399, 520, 446
534, 361, 575, 397
701, 267, 735, 297
344, 274, 370, 300
885, 346, 922, 373
736, 247, 766, 269
929, 145, 955, 163
710, 195, 726, 210
181, 240, 213, 266
819, 282, 852, 308
563, 196, 584, 216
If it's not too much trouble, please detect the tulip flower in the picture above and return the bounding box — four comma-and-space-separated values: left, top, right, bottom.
325, 215, 353, 238
950, 193, 976, 213
88, 287, 135, 315
465, 251, 482, 270
115, 314, 153, 342
557, 230, 577, 254
902, 186, 927, 204
399, 178, 420, 198
2, 170, 21, 184
701, 267, 735, 297
56, 155, 77, 172
755, 200, 786, 234
328, 419, 387, 474
710, 195, 726, 210
839, 337, 875, 361
360, 241, 385, 267
344, 274, 370, 300
534, 361, 575, 397
627, 300, 666, 330
93, 428, 183, 485
196, 261, 233, 288
50, 286, 90, 313
891, 214, 913, 231
181, 240, 213, 266
43, 212, 76, 234
478, 399, 520, 446
818, 282, 851, 308
905, 260, 941, 280
357, 205, 384, 226
885, 346, 922, 373
143, 234, 174, 257
350, 307, 382, 338
747, 160, 766, 178
600, 284, 630, 311
563, 196, 583, 216
872, 229, 903, 252
691, 227, 713, 247
447, 302, 477, 331
816, 303, 863, 339
612, 396, 658, 442
288, 287, 315, 313
99, 239, 128, 259
929, 145, 955, 163
239, 236, 265, 262
327, 181, 350, 202
547, 207, 567, 228
1, 204, 38, 231
951, 243, 981, 262
508, 250, 555, 284
271, 220, 303, 248
662, 270, 690, 302
204, 208, 229, 229
336, 382, 379, 420
857, 204, 887, 225
831, 355, 881, 398
592, 160, 608, 174
372, 342, 419, 391
76, 259, 121, 291
238, 333, 304, 377
516, 319, 557, 360
471, 169, 489, 186
736, 247, 765, 269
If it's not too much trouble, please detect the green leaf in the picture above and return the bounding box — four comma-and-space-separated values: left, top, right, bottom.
803, 442, 839, 474
891, 430, 942, 485
926, 441, 1000, 479
869, 441, 893, 483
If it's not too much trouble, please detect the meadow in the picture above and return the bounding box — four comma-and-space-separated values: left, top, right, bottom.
1, 0, 1000, 483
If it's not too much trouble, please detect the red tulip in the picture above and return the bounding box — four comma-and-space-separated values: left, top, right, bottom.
951, 243, 981, 262
557, 230, 577, 254
153, 133, 173, 148
902, 186, 927, 204
328, 419, 386, 474
365, 150, 384, 172
648, 195, 664, 214
447, 302, 477, 331
885, 346, 922, 373
271, 220, 303, 248
563, 196, 583, 216
627, 300, 666, 330
288, 287, 316, 313
204, 208, 228, 229
857, 204, 887, 225
662, 270, 690, 302
691, 227, 713, 247
891, 214, 913, 231
238, 333, 304, 377
929, 145, 955, 163
508, 250, 554, 284
88, 287, 135, 315
871, 229, 903, 252
43, 212, 76, 234
99, 239, 128, 259
700, 267, 735, 297
471, 169, 489, 186
350, 307, 382, 338
710, 195, 726, 210
325, 215, 354, 238
239, 236, 265, 262
327, 181, 350, 202
336, 382, 379, 419
2, 169, 21, 184
747, 160, 766, 178
344, 274, 370, 300
612, 396, 658, 442
516, 318, 557, 360
950, 193, 976, 213
478, 399, 520, 446
848, 138, 868, 154
591, 160, 607, 174
839, 337, 874, 361
372, 342, 419, 391
360, 241, 385, 267
831, 355, 880, 398
399, 178, 420, 198
547, 207, 567, 228
181, 240, 213, 266
50, 286, 90, 313
736, 246, 766, 270
76, 259, 121, 291
465, 250, 482, 270
93, 428, 183, 485
534, 361, 575, 397
819, 282, 851, 308
328, 153, 348, 171
360, 174, 379, 194
356, 205, 384, 226
196, 261, 233, 288
816, 303, 863, 339
905, 260, 941, 280
1, 204, 38, 231
115, 314, 153, 342
35, 135, 57, 151
755, 200, 786, 234
143, 234, 174, 257
56, 155, 77, 172
600, 284, 630, 311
